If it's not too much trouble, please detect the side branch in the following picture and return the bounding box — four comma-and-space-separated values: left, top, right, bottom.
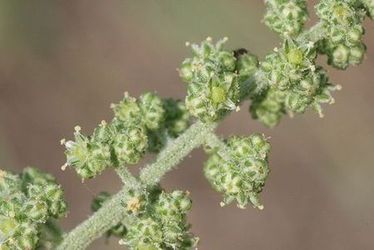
139, 121, 216, 185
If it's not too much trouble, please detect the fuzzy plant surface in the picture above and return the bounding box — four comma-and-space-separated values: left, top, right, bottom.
1, 0, 373, 249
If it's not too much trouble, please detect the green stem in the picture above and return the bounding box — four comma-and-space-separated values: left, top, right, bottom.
55, 19, 323, 244
57, 187, 130, 250
204, 132, 231, 161
139, 121, 216, 185
58, 121, 216, 249
115, 167, 139, 188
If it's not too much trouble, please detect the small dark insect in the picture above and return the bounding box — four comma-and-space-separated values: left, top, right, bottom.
234, 48, 248, 59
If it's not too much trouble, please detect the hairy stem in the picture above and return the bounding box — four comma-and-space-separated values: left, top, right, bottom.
57, 187, 130, 250
139, 121, 216, 185
204, 132, 231, 161
58, 121, 216, 249
58, 17, 330, 250
115, 167, 139, 188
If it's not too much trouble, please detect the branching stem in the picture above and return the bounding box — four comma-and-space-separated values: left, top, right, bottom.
58, 18, 328, 250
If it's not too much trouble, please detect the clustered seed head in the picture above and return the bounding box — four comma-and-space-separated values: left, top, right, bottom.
93, 188, 197, 250
0, 168, 66, 249
63, 91, 191, 179
251, 41, 338, 127
316, 0, 367, 69
204, 134, 270, 209
361, 0, 374, 18
179, 38, 241, 122
147, 99, 191, 153
264, 0, 308, 37
123, 190, 197, 250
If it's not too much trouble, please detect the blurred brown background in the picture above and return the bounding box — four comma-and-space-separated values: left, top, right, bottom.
1, 1, 374, 249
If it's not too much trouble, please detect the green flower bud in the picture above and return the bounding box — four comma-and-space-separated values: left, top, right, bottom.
122, 189, 197, 250
163, 99, 191, 138
264, 0, 308, 37
181, 38, 240, 122
112, 125, 148, 165
23, 200, 49, 223
251, 41, 338, 126
139, 92, 165, 131
235, 51, 259, 83
0, 168, 66, 249
316, 0, 367, 69
62, 126, 111, 179
361, 0, 374, 18
204, 134, 270, 209
111, 92, 143, 125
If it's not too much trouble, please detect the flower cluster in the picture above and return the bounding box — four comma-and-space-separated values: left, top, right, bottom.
362, 0, 374, 18
123, 190, 197, 250
316, 0, 367, 69
0, 168, 66, 249
92, 188, 197, 250
251, 41, 338, 127
62, 92, 191, 179
179, 37, 241, 122
204, 134, 270, 209
264, 0, 308, 37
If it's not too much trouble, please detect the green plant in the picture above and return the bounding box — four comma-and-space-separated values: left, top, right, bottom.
1, 0, 373, 249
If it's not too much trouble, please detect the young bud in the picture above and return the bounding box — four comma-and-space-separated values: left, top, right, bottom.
181, 38, 241, 122
139, 92, 165, 131
264, 0, 308, 37
204, 134, 270, 209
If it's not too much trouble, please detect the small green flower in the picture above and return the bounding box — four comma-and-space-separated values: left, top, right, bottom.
204, 134, 270, 209
122, 190, 197, 250
316, 0, 367, 69
139, 92, 165, 131
251, 41, 338, 127
264, 0, 308, 37
0, 168, 66, 249
180, 38, 240, 122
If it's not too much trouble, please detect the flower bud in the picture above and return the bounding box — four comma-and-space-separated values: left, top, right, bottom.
204, 134, 270, 209
264, 0, 308, 37
139, 92, 165, 131
181, 38, 240, 122
163, 99, 191, 138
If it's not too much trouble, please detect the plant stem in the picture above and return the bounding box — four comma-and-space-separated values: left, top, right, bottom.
58, 121, 216, 249
57, 187, 130, 250
115, 167, 139, 188
204, 132, 231, 161
57, 19, 329, 250
139, 121, 216, 185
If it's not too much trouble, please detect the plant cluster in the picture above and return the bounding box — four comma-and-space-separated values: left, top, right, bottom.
0, 168, 66, 249
1, 0, 373, 249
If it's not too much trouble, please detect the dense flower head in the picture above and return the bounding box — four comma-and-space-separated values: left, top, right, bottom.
316, 0, 367, 69
0, 168, 66, 249
251, 40, 338, 127
361, 0, 374, 18
235, 51, 258, 81
163, 99, 191, 138
179, 37, 241, 122
92, 188, 197, 250
123, 190, 197, 250
204, 134, 270, 209
147, 98, 191, 153
264, 0, 308, 37
139, 92, 165, 131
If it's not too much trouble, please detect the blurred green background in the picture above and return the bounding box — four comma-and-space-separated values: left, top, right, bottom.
0, 1, 374, 249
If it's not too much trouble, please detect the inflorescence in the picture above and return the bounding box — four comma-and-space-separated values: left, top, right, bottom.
2, 1, 373, 249
0, 168, 67, 249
